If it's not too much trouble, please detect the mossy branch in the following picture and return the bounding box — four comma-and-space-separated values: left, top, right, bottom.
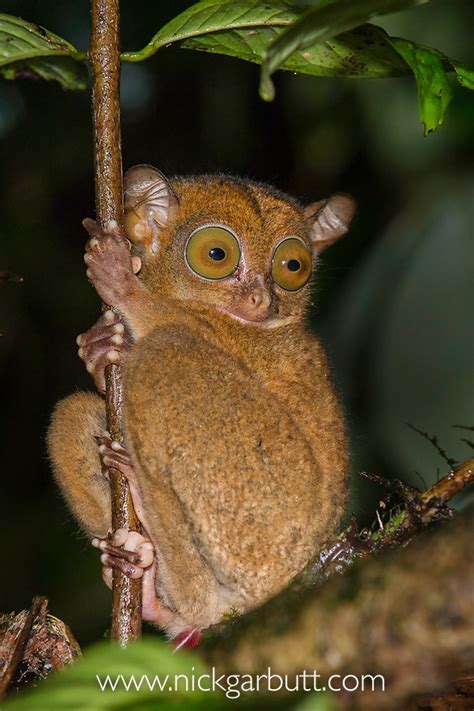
201, 507, 474, 709
301, 455, 474, 587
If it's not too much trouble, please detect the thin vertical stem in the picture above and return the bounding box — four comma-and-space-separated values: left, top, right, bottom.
89, 0, 142, 645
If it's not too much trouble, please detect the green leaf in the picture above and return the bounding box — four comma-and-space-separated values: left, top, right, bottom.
183, 22, 409, 79
453, 63, 474, 90
0, 14, 87, 90
4, 637, 217, 710
121, 0, 411, 79
121, 0, 473, 135
259, 0, 429, 100
387, 37, 474, 134
122, 0, 297, 62
387, 38, 451, 134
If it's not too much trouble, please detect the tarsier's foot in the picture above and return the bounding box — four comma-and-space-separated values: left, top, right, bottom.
96, 434, 202, 644
77, 310, 131, 393
99, 434, 136, 482
98, 434, 147, 525
92, 531, 175, 628
83, 218, 142, 307
95, 435, 176, 629
92, 528, 154, 582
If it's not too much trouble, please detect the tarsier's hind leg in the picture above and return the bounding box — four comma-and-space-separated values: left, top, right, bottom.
92, 436, 184, 634
48, 399, 176, 630
48, 392, 111, 538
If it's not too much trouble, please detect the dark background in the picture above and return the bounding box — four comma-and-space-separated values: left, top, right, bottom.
0, 0, 473, 645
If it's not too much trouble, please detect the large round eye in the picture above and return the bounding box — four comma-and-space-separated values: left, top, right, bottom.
271, 238, 312, 291
185, 226, 240, 280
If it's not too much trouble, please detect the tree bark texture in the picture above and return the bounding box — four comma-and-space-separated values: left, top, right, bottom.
0, 597, 80, 696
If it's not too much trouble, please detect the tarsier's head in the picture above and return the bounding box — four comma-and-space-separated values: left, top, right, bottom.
124, 165, 356, 328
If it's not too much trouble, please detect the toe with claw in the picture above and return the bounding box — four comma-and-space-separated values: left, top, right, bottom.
77, 310, 132, 393
92, 528, 154, 582
92, 528, 176, 629
98, 434, 148, 525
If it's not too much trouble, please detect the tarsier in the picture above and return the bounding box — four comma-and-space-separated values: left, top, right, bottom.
48, 166, 356, 643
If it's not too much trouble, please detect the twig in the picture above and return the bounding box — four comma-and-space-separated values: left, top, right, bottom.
89, 0, 142, 644
408, 422, 458, 469
453, 424, 474, 450
306, 456, 474, 584
421, 456, 474, 508
0, 596, 46, 697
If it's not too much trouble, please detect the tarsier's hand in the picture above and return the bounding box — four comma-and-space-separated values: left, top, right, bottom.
83, 218, 142, 307
77, 310, 132, 393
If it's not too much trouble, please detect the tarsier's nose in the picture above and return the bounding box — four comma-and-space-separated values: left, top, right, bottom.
247, 286, 272, 313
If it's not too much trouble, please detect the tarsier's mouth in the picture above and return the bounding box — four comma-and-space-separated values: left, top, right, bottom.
217, 306, 292, 329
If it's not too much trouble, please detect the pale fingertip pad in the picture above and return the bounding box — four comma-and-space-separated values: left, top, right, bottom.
112, 323, 124, 334
112, 528, 129, 546
103, 309, 115, 324
111, 440, 123, 452
136, 545, 154, 568
76, 334, 83, 346
132, 256, 142, 274
106, 350, 120, 363
106, 219, 119, 233
110, 334, 123, 346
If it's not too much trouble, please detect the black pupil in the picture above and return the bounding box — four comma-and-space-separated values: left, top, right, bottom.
209, 247, 226, 261
287, 259, 301, 272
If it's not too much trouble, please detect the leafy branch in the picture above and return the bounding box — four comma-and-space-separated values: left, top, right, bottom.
1, 1, 473, 134
257, 0, 430, 100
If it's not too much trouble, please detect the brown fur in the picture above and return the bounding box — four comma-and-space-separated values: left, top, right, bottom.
48, 169, 355, 636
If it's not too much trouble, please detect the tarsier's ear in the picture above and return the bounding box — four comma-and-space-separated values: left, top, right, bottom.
304, 194, 356, 254
124, 164, 179, 255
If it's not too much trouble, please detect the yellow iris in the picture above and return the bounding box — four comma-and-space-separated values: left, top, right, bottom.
186, 226, 241, 280
271, 238, 312, 291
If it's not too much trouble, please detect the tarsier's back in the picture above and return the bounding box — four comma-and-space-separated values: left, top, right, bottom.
48, 165, 356, 637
